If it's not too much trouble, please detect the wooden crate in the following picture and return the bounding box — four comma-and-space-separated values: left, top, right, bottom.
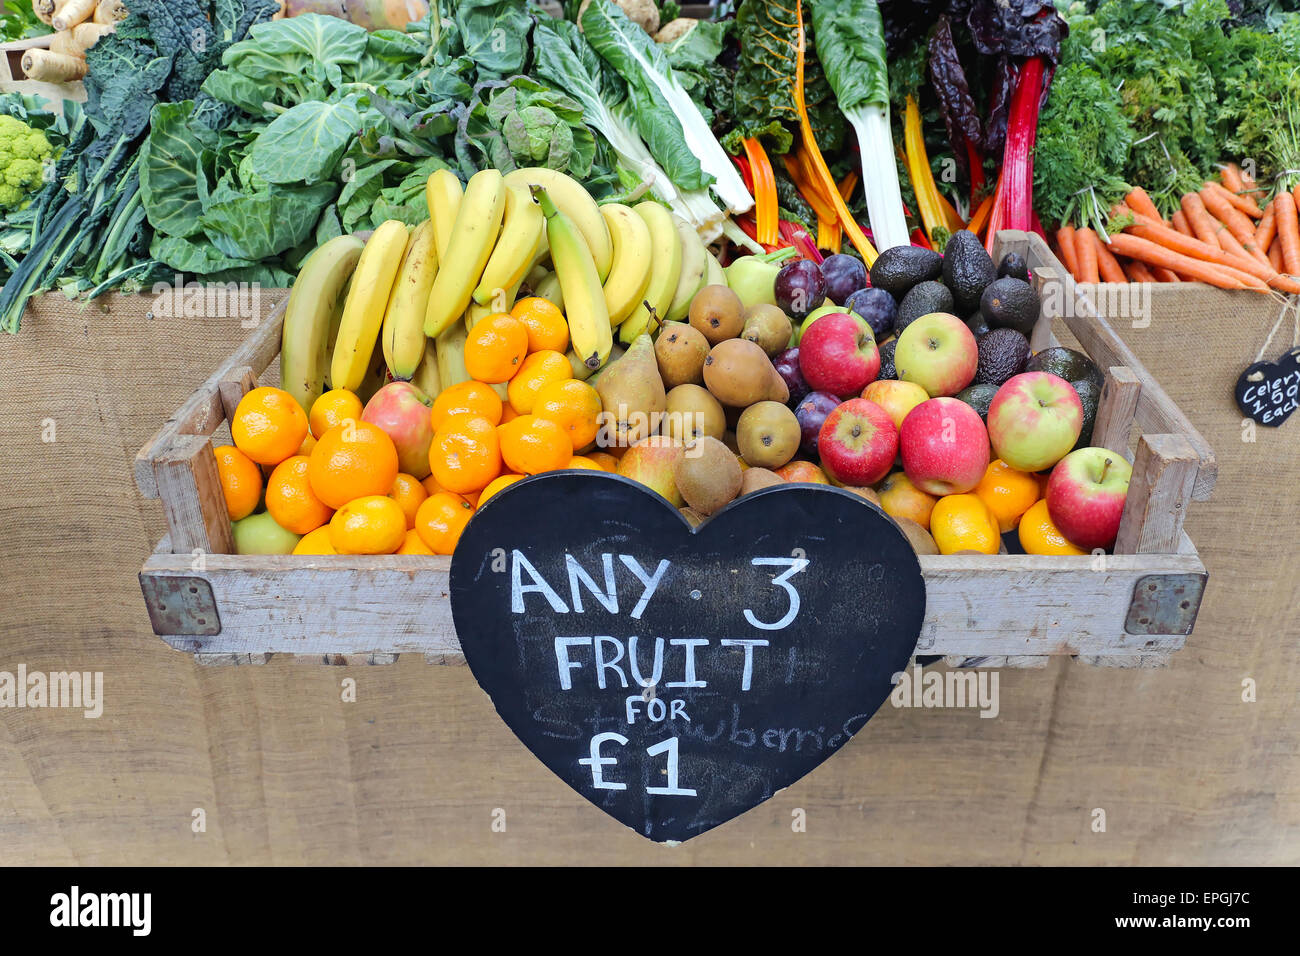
134, 231, 1215, 668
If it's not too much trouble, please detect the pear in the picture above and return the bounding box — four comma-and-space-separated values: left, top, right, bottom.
594, 334, 666, 447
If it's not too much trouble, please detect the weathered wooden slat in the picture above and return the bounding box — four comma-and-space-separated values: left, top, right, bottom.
1092, 365, 1142, 458
217, 366, 258, 423
134, 297, 287, 498
154, 433, 235, 556
1114, 433, 1200, 555
139, 549, 1205, 663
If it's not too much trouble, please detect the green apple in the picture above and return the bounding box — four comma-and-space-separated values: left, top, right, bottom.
987, 371, 1084, 472
894, 312, 979, 397
232, 511, 302, 555
796, 303, 847, 344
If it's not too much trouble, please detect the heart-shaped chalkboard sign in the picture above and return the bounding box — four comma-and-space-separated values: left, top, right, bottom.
450, 472, 925, 844
1235, 347, 1300, 427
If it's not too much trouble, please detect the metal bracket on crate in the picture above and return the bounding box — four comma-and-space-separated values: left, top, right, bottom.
139, 574, 221, 637
1124, 573, 1207, 635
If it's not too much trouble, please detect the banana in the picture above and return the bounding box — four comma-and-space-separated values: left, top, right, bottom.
382, 219, 438, 381
532, 270, 564, 313
473, 186, 544, 306
435, 320, 471, 390
619, 201, 682, 345
321, 274, 352, 391
503, 167, 613, 281
423, 168, 507, 338
329, 220, 410, 393
534, 185, 612, 371
409, 336, 441, 399
426, 168, 463, 263
664, 214, 708, 323
281, 234, 365, 411
599, 203, 654, 326
704, 250, 727, 288
467, 274, 524, 329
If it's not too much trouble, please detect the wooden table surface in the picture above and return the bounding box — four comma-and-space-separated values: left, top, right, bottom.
0, 288, 1295, 865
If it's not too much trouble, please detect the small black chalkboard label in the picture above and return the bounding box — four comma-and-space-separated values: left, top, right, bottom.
449, 471, 926, 843
1235, 347, 1300, 427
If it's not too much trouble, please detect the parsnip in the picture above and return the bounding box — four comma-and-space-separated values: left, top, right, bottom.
92, 0, 127, 24
21, 48, 89, 82
52, 0, 96, 31
33, 0, 57, 27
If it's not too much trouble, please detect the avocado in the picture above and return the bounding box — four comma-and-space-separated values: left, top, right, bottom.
998, 252, 1030, 282
966, 310, 991, 339
895, 280, 955, 336
942, 230, 998, 312
877, 339, 897, 380
980, 277, 1040, 336
1072, 379, 1101, 449
1026, 346, 1103, 390
869, 245, 943, 298
974, 327, 1031, 387
955, 383, 999, 422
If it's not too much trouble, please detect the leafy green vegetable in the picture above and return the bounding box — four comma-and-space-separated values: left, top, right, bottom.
1, 0, 51, 42
250, 98, 364, 185
139, 101, 208, 239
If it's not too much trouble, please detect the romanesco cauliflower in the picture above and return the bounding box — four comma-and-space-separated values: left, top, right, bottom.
0, 115, 54, 210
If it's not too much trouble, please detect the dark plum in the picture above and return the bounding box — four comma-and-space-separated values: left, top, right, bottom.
795, 390, 841, 457
772, 347, 810, 406
819, 253, 868, 305
844, 287, 896, 339
774, 259, 827, 320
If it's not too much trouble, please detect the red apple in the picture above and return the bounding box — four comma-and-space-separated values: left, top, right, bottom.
798, 312, 880, 398
362, 381, 435, 479
861, 379, 930, 431
1045, 447, 1133, 550
986, 371, 1083, 473
899, 397, 990, 495
893, 312, 978, 397
817, 398, 897, 486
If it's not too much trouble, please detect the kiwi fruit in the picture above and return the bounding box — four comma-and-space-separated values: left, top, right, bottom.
689, 284, 745, 345
679, 507, 706, 527
739, 467, 784, 496
673, 436, 743, 515
736, 400, 801, 469
654, 321, 710, 388
740, 304, 794, 356
837, 485, 881, 507
665, 384, 726, 443
703, 338, 789, 407
893, 516, 939, 555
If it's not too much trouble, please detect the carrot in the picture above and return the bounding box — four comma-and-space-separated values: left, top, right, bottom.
1124, 187, 1163, 223
1171, 210, 1193, 237
1269, 242, 1284, 271
1104, 233, 1268, 290
1204, 180, 1264, 220
1056, 224, 1079, 278
1125, 223, 1298, 290
1151, 267, 1180, 282
1219, 163, 1245, 195
1274, 191, 1300, 277
1200, 186, 1270, 265
1074, 228, 1100, 283
1094, 232, 1127, 282
1124, 259, 1157, 283
1181, 193, 1223, 249
1255, 201, 1276, 252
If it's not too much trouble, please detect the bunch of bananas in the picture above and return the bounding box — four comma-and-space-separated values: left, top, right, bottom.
280, 166, 719, 412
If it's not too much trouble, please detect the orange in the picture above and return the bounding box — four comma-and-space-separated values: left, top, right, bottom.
511, 296, 570, 353
213, 444, 262, 521
266, 455, 335, 534
533, 378, 602, 451
499, 414, 572, 475
309, 388, 363, 439
499, 403, 521, 424
1019, 499, 1088, 555
775, 460, 829, 484
421, 474, 444, 497
430, 413, 502, 494
462, 489, 481, 508
297, 432, 317, 456
307, 420, 400, 510
464, 313, 529, 383
974, 459, 1042, 533
430, 381, 503, 432
506, 350, 572, 415
479, 473, 524, 506
230, 386, 308, 466
567, 455, 604, 471
877, 470, 939, 530
414, 492, 476, 554
586, 450, 619, 473
396, 528, 435, 555
329, 495, 407, 555
389, 472, 429, 529
293, 526, 337, 555
930, 494, 1001, 555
